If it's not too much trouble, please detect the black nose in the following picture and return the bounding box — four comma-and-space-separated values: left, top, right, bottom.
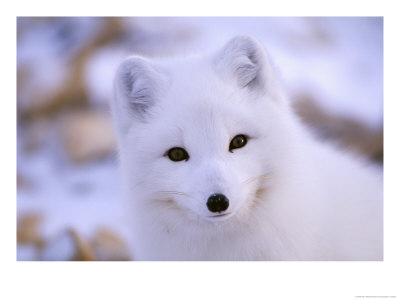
207, 193, 229, 213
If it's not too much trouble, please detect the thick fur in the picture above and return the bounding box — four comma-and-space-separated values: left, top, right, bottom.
111, 36, 383, 260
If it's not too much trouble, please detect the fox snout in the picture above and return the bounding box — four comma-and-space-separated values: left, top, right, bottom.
207, 193, 229, 213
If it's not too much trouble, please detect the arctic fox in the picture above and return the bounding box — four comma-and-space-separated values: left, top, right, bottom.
111, 35, 383, 260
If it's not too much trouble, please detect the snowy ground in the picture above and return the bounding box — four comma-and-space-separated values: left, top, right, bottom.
17, 17, 383, 260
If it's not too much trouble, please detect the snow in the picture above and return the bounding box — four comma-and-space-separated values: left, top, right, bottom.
17, 17, 383, 260
17, 150, 128, 241
84, 45, 129, 109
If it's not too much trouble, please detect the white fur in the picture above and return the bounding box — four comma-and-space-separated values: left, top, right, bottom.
111, 36, 383, 260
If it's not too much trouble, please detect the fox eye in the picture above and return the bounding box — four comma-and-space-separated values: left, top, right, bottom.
166, 147, 189, 162
229, 134, 248, 152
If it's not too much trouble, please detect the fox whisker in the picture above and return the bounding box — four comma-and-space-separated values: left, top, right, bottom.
241, 174, 272, 187
154, 191, 189, 197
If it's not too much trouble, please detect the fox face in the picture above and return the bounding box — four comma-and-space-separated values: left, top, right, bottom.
112, 36, 288, 224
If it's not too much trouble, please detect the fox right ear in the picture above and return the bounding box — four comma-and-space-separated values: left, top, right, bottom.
214, 35, 286, 104
112, 56, 166, 132
214, 36, 269, 90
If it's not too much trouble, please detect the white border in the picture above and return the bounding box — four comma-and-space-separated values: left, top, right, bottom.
3, 1, 400, 299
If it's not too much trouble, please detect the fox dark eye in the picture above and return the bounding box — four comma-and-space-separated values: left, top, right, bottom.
229, 134, 248, 152
166, 147, 189, 162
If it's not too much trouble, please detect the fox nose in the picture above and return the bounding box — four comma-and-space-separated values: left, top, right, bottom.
207, 193, 229, 213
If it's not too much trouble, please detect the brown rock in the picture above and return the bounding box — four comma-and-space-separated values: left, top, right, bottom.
18, 18, 127, 121
293, 94, 383, 163
92, 228, 131, 261
40, 228, 96, 261
17, 173, 33, 191
17, 213, 44, 248
69, 229, 97, 261
17, 60, 88, 122
61, 110, 116, 163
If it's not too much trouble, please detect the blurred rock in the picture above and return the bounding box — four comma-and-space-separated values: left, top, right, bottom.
20, 118, 53, 154
283, 18, 333, 51
39, 227, 131, 261
293, 94, 383, 163
61, 110, 116, 164
123, 18, 197, 56
17, 173, 34, 191
91, 228, 131, 261
17, 17, 126, 121
41, 228, 96, 261
17, 213, 44, 247
17, 211, 130, 261
71, 229, 97, 261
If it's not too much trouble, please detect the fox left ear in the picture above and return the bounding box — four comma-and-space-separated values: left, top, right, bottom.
214, 35, 279, 96
112, 56, 167, 134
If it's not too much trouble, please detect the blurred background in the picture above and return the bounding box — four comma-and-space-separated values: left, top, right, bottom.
17, 17, 383, 261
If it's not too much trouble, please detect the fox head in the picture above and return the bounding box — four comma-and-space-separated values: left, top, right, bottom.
112, 35, 290, 224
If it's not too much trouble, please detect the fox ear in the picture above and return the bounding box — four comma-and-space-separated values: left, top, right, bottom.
112, 56, 165, 131
214, 35, 273, 93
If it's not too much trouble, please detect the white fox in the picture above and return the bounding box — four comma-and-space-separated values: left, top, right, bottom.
111, 35, 383, 260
